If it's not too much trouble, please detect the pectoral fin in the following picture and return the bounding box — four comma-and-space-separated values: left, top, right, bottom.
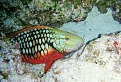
43, 50, 64, 73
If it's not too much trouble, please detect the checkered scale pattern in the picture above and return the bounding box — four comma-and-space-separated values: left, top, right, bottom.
12, 28, 55, 58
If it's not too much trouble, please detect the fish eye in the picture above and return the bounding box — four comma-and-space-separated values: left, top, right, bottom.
65, 35, 70, 40
65, 37, 69, 40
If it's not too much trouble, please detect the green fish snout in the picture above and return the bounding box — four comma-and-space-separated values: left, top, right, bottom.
54, 29, 84, 54
62, 34, 84, 54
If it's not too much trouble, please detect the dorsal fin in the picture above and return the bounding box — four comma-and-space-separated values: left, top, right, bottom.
6, 26, 49, 38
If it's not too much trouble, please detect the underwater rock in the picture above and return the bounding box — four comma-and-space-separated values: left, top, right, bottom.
1, 0, 121, 33
0, 0, 92, 33
112, 4, 121, 24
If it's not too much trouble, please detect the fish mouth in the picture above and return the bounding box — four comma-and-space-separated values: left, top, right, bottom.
77, 43, 84, 50
74, 43, 84, 52
64, 43, 84, 55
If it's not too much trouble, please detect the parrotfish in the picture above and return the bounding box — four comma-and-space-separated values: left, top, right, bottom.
7, 26, 84, 72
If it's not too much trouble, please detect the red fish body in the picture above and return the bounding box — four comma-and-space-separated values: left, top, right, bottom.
7, 26, 84, 72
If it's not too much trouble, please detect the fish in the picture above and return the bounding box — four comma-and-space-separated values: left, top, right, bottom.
6, 26, 84, 72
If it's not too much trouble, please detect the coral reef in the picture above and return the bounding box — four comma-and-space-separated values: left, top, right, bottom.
0, 0, 92, 33
1, 0, 121, 34
94, 0, 121, 23
112, 3, 121, 23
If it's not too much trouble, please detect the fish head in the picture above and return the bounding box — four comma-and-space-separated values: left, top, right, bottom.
52, 28, 84, 54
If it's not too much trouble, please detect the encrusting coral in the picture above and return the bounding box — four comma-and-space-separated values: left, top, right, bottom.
0, 0, 121, 33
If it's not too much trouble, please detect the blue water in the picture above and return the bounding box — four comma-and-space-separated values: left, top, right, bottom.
60, 7, 121, 43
